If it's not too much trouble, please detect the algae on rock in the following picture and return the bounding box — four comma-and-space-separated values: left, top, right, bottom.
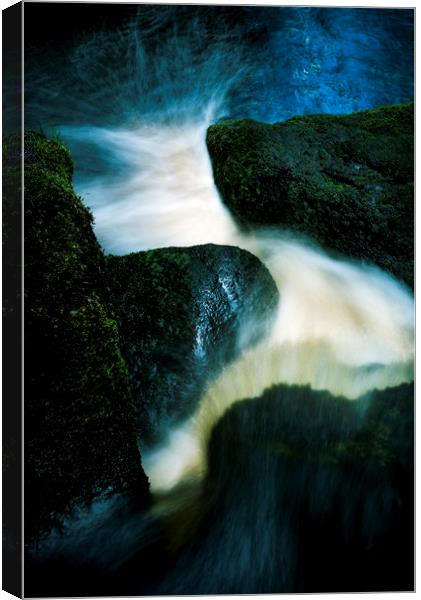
13, 131, 149, 542
161, 382, 413, 594
206, 102, 414, 287
106, 244, 279, 444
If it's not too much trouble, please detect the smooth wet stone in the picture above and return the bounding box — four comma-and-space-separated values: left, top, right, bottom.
106, 244, 279, 444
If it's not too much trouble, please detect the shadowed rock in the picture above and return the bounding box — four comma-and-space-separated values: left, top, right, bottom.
10, 131, 150, 543
207, 102, 414, 287
106, 244, 279, 444
156, 382, 413, 594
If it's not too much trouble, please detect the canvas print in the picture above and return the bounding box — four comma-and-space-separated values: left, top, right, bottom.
2, 2, 414, 596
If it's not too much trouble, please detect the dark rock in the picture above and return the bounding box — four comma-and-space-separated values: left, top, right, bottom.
207, 102, 414, 287
14, 131, 149, 542
106, 245, 279, 444
2, 129, 23, 581
24, 381, 414, 596
157, 382, 413, 594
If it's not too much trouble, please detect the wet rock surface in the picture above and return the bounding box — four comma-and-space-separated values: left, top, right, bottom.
156, 382, 413, 594
17, 131, 149, 543
23, 382, 414, 597
106, 244, 279, 444
207, 102, 414, 287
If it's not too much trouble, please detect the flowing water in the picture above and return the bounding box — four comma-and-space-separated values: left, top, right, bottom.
24, 6, 414, 593
26, 2, 414, 494
57, 106, 414, 494
144, 233, 414, 492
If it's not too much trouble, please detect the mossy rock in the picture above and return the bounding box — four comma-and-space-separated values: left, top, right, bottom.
8, 131, 150, 542
191, 382, 413, 594
207, 102, 414, 287
159, 383, 413, 595
106, 245, 279, 444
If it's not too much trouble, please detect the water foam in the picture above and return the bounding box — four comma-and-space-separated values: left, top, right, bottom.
62, 108, 414, 494
33, 16, 413, 494
143, 233, 414, 492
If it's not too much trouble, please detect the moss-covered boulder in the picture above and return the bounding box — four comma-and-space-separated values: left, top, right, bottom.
106, 245, 279, 444
207, 103, 414, 287
158, 382, 413, 594
10, 131, 149, 542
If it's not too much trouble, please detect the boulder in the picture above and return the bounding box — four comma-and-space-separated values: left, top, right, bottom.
207, 102, 414, 287
157, 382, 413, 594
106, 244, 279, 444
14, 131, 150, 542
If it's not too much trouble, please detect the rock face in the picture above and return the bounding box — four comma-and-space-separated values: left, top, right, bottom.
207, 102, 414, 287
157, 382, 413, 595
106, 245, 279, 444
16, 131, 149, 542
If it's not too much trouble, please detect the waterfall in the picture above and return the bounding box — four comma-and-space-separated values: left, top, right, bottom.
26, 6, 414, 493
62, 95, 413, 495
141, 230, 414, 492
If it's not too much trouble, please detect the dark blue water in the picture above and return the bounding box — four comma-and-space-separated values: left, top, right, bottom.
25, 6, 414, 130
231, 7, 414, 122
23, 6, 414, 218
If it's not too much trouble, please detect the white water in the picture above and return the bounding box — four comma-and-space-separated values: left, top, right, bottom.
53, 20, 413, 495
64, 117, 414, 494
142, 233, 414, 493
61, 121, 238, 253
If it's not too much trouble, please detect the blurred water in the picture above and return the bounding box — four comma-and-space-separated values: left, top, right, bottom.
144, 233, 414, 492
24, 6, 414, 253
24, 7, 414, 594
25, 6, 414, 127
24, 4, 415, 491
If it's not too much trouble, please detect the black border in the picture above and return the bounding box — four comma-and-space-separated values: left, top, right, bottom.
2, 2, 23, 597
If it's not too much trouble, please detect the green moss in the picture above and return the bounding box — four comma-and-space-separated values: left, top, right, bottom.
6, 131, 150, 542
106, 244, 279, 443
207, 103, 414, 287
205, 382, 413, 591
209, 381, 413, 479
